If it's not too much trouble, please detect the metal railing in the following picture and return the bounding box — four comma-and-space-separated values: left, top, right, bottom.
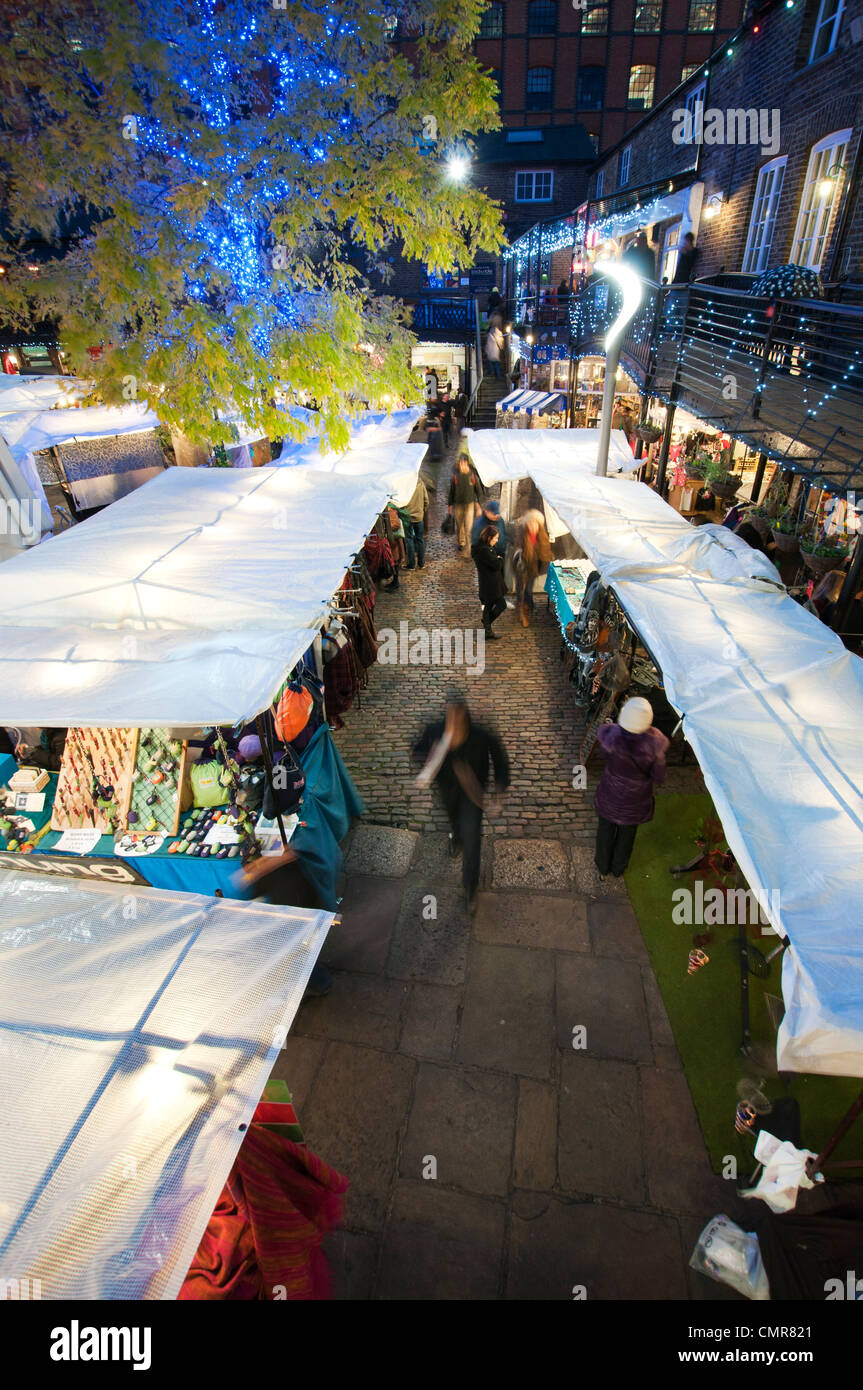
465, 298, 484, 426
562, 276, 863, 491
410, 297, 474, 334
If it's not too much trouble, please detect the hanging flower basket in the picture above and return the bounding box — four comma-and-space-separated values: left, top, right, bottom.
770, 526, 800, 555
636, 423, 662, 444
709, 478, 741, 502
800, 540, 847, 577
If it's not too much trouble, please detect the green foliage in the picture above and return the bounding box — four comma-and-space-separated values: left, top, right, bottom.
0, 1, 503, 448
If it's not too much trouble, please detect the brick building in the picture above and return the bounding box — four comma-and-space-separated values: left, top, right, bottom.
584, 0, 863, 285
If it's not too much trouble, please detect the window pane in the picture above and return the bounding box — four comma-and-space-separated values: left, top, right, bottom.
582, 3, 608, 32
478, 3, 504, 39
635, 3, 661, 31
528, 0, 557, 34
526, 66, 553, 109
742, 160, 786, 274
792, 139, 848, 269
688, 0, 716, 31
620, 148, 631, 184
627, 64, 655, 109
681, 64, 700, 81
577, 66, 604, 110
810, 0, 843, 62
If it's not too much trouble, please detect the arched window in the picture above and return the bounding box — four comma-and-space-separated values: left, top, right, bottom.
526, 66, 553, 111
634, 2, 662, 30
528, 0, 557, 34
582, 4, 608, 32
478, 3, 504, 39
628, 64, 655, 110
577, 67, 604, 111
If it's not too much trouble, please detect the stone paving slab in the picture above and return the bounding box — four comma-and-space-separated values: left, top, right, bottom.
344, 823, 419, 877
398, 982, 461, 1061
377, 1180, 506, 1300
322, 1228, 380, 1301
293, 970, 407, 1051
401, 1061, 517, 1197
299, 1042, 416, 1234
457, 941, 555, 1080
570, 843, 629, 899
474, 890, 590, 952
558, 1053, 645, 1204
321, 874, 404, 974
513, 1079, 558, 1191
386, 882, 472, 986
492, 837, 571, 891
587, 899, 650, 961
268, 1033, 326, 1113
641, 1066, 722, 1217
506, 1195, 689, 1300
555, 954, 653, 1064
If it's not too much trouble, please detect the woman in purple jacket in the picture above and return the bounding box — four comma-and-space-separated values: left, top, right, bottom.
594, 697, 669, 878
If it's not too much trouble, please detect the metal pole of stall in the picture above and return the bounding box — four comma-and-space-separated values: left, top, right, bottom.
836, 527, 863, 635
654, 389, 678, 499
256, 714, 290, 851
596, 339, 621, 478
750, 452, 767, 504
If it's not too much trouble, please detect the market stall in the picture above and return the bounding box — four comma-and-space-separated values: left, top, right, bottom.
0, 867, 337, 1300
465, 428, 863, 1081
0, 452, 421, 905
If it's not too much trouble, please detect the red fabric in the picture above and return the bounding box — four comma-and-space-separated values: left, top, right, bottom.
178, 1124, 348, 1301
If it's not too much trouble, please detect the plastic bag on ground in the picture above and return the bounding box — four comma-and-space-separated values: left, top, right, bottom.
690, 1215, 771, 1300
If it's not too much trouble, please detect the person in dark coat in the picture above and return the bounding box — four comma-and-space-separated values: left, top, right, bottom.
622, 232, 656, 283
471, 525, 506, 640
487, 286, 503, 315
470, 498, 507, 558
414, 696, 510, 914
593, 697, 669, 878
673, 232, 698, 284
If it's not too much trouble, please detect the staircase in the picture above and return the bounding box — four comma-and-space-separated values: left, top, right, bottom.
470, 364, 510, 428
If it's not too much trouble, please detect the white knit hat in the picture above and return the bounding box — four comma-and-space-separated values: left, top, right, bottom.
618, 697, 653, 733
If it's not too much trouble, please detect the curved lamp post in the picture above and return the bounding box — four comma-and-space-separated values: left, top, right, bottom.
593, 259, 644, 476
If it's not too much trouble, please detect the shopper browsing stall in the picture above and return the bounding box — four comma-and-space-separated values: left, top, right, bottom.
593, 697, 669, 879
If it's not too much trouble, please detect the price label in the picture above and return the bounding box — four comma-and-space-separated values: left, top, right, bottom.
6, 792, 46, 813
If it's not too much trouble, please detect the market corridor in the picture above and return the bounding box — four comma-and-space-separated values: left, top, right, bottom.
271, 442, 728, 1300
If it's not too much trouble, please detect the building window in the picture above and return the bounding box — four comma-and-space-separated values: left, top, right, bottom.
528, 0, 557, 34
678, 79, 706, 143
634, 2, 662, 31
582, 3, 609, 32
577, 66, 604, 111
688, 0, 716, 30
595, 169, 605, 198
742, 157, 787, 274
515, 170, 554, 202
478, 3, 504, 39
628, 64, 655, 110
526, 66, 554, 110
660, 221, 681, 282
681, 64, 700, 82
383, 15, 398, 40
809, 0, 845, 62
791, 129, 851, 270
619, 146, 631, 185
586, 131, 600, 153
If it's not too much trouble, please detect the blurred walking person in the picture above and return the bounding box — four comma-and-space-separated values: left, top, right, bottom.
448, 452, 484, 552
513, 508, 552, 627
414, 696, 510, 914
404, 474, 429, 571
471, 524, 506, 641
485, 322, 504, 379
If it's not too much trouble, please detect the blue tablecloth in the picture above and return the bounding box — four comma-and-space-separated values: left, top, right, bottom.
0, 726, 364, 909
545, 561, 594, 632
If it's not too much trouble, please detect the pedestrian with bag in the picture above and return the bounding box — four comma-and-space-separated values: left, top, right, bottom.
593, 697, 669, 879
485, 322, 504, 378
512, 508, 552, 627
413, 695, 510, 915
448, 453, 484, 552
471, 524, 506, 641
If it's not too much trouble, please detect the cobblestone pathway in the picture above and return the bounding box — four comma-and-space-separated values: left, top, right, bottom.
271, 440, 728, 1301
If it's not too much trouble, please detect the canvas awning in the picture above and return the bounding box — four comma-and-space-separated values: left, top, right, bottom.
0, 452, 421, 728
0, 868, 332, 1300
465, 429, 863, 1080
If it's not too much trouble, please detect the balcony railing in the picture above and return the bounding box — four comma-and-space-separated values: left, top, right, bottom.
411, 297, 474, 335
537, 277, 863, 491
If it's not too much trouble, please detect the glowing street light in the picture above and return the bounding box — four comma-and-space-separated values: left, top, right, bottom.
593, 258, 644, 476
446, 153, 470, 182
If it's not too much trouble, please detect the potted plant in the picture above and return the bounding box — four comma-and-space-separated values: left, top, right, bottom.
799, 533, 847, 577
770, 509, 802, 555
636, 419, 663, 444
684, 454, 708, 483
704, 458, 741, 501
747, 504, 774, 541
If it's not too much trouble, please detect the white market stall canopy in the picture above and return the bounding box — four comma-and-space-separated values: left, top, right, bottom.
0, 868, 332, 1300
0, 453, 421, 728
497, 389, 567, 415
463, 426, 639, 476
466, 429, 863, 1080
0, 374, 85, 415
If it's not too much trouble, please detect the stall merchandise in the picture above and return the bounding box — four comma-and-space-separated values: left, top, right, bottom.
50, 726, 137, 833
128, 729, 192, 835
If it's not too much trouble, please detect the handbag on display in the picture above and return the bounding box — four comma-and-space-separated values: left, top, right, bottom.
273, 681, 314, 743
235, 764, 266, 811
189, 759, 231, 808
262, 748, 306, 819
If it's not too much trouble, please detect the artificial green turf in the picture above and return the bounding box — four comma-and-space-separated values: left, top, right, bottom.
626, 791, 863, 1175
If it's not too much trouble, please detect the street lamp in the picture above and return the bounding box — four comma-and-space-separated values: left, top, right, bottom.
593, 259, 643, 476
445, 152, 470, 182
